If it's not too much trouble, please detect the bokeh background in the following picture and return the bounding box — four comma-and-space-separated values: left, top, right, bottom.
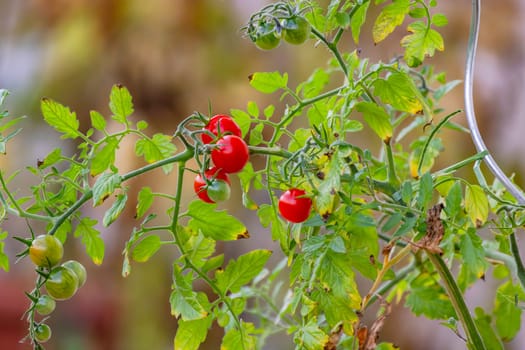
1, 0, 525, 349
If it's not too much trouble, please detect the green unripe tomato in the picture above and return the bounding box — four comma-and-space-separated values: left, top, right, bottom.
206, 179, 231, 203
251, 22, 281, 50
29, 234, 64, 268
282, 16, 311, 45
35, 295, 56, 316
45, 266, 79, 301
34, 323, 52, 343
62, 260, 87, 288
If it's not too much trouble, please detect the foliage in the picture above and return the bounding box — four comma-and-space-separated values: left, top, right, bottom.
1, 1, 524, 349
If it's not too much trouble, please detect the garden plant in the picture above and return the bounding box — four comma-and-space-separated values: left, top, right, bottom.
0, 0, 524, 349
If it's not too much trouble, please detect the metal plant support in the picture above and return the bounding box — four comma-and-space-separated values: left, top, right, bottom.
465, 0, 525, 287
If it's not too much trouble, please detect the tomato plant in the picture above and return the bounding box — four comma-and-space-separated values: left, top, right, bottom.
34, 324, 51, 343
278, 188, 312, 223
210, 135, 249, 173
1, 1, 524, 350
34, 295, 56, 316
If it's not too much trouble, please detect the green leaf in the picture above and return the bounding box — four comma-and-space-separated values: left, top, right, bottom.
416, 172, 433, 210
405, 273, 456, 319
102, 193, 128, 227
444, 181, 462, 219
174, 316, 212, 350
401, 21, 444, 67
41, 98, 80, 139
92, 172, 122, 206
229, 109, 251, 137
135, 133, 177, 174
432, 13, 448, 27
215, 249, 272, 294
373, 0, 410, 43
474, 307, 504, 350
249, 71, 288, 94
0, 231, 9, 271
90, 137, 119, 176
187, 200, 248, 241
136, 186, 154, 218
109, 84, 134, 124
465, 184, 488, 226
90, 110, 106, 131
171, 265, 209, 321
246, 100, 259, 118
178, 227, 216, 268
294, 318, 329, 350
38, 148, 62, 169
351, 1, 370, 44
373, 72, 424, 114
494, 281, 523, 341
74, 217, 105, 265
314, 150, 343, 218
221, 322, 257, 350
132, 235, 161, 262
458, 229, 487, 290
356, 101, 392, 141
248, 123, 264, 146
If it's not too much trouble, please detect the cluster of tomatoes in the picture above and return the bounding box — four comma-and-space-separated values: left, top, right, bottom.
28, 234, 87, 344
193, 114, 249, 204
245, 3, 311, 51
194, 114, 313, 224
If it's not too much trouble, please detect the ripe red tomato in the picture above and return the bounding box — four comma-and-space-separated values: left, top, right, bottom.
278, 188, 312, 223
194, 167, 231, 203
211, 135, 249, 174
201, 114, 242, 144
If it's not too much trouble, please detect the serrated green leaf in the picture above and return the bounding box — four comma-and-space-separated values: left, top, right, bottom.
417, 172, 433, 210
356, 101, 392, 141
103, 193, 127, 227
215, 249, 272, 294
91, 137, 119, 176
465, 184, 488, 226
294, 318, 329, 350
90, 110, 106, 131
405, 273, 456, 319
494, 281, 523, 341
41, 98, 80, 139
246, 100, 259, 118
174, 316, 212, 350
178, 227, 216, 268
401, 21, 444, 67
229, 109, 251, 137
74, 217, 105, 265
248, 123, 264, 146
187, 200, 248, 241
263, 104, 275, 119
109, 84, 134, 124
249, 71, 288, 94
373, 72, 424, 114
136, 186, 153, 218
373, 0, 410, 43
221, 322, 257, 350
298, 68, 330, 99
458, 229, 487, 290
135, 133, 177, 174
445, 181, 462, 219
39, 148, 62, 169
314, 150, 343, 217
92, 172, 122, 206
351, 1, 370, 44
171, 265, 209, 321
132, 235, 161, 262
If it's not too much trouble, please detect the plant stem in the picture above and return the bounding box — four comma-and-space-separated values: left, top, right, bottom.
428, 253, 487, 350
509, 233, 525, 288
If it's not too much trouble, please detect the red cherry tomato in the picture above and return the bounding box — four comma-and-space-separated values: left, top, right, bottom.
278, 188, 312, 223
193, 167, 231, 203
201, 114, 242, 144
211, 135, 249, 174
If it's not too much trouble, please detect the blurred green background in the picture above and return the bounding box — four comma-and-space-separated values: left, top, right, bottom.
1, 1, 525, 349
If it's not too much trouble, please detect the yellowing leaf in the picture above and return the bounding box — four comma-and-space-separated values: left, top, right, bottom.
465, 184, 489, 226
373, 0, 410, 43
401, 21, 444, 67
356, 101, 392, 141
373, 72, 423, 114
